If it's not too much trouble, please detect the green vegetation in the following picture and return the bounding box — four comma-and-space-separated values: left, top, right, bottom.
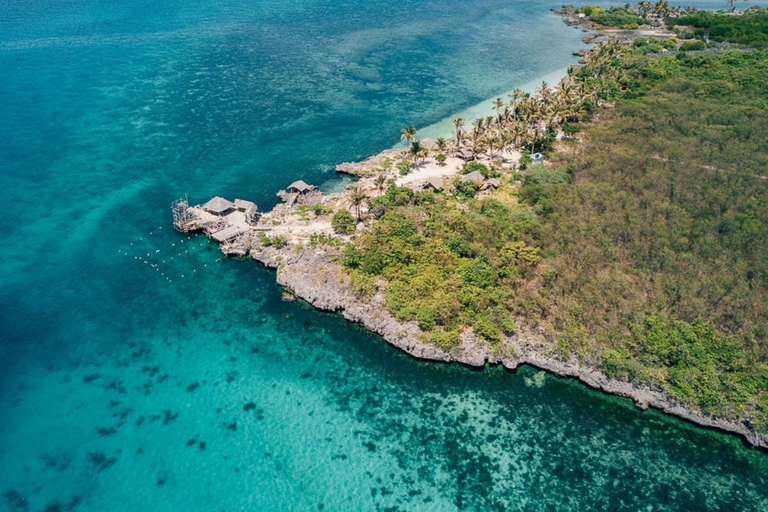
525, 47, 768, 430
259, 232, 287, 249
331, 209, 355, 235
578, 5, 644, 28
632, 36, 678, 54
343, 193, 540, 349
678, 39, 706, 51
337, 9, 768, 431
669, 9, 768, 46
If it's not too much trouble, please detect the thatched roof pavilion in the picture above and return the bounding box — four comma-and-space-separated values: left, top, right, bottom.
423, 177, 443, 191
287, 180, 316, 194
202, 196, 235, 215
234, 198, 258, 223
460, 171, 484, 184
480, 178, 501, 190
456, 148, 475, 161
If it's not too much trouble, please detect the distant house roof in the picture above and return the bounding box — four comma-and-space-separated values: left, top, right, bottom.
423, 177, 443, 191
481, 178, 501, 190
234, 198, 257, 211
202, 196, 235, 214
287, 180, 316, 194
456, 148, 475, 161
461, 171, 485, 184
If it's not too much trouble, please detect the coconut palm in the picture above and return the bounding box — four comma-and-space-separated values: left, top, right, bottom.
452, 117, 465, 148
508, 88, 523, 122
374, 175, 387, 196
493, 97, 505, 126
348, 184, 368, 221
487, 135, 500, 160
435, 136, 447, 152
636, 0, 653, 16
400, 126, 418, 157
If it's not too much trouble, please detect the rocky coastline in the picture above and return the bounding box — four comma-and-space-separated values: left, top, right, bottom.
245, 238, 767, 450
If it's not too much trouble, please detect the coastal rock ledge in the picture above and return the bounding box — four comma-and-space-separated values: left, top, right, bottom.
251, 243, 768, 450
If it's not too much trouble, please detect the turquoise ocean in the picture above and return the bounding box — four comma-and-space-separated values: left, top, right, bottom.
1, 0, 766, 510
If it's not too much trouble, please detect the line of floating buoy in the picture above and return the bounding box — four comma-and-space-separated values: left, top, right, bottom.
116, 227, 223, 285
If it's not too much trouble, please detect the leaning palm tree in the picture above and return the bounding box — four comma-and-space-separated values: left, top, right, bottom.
348, 184, 369, 221
452, 117, 465, 147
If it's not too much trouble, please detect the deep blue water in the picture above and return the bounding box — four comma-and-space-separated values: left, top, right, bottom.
1, 0, 766, 510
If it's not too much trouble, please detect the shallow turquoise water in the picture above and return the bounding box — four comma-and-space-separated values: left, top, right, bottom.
1, 0, 766, 510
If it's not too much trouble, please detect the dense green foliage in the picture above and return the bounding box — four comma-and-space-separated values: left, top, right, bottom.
343, 195, 540, 349
577, 5, 643, 28
669, 9, 768, 46
331, 209, 355, 235
343, 13, 768, 430
526, 48, 768, 429
632, 36, 677, 54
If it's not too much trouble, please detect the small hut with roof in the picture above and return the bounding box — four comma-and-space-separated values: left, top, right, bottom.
234, 198, 259, 224
202, 196, 235, 216
423, 177, 443, 192
480, 178, 501, 191
287, 180, 316, 195
460, 171, 485, 184
455, 148, 475, 161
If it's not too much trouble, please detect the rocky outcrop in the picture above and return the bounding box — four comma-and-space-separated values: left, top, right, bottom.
336, 149, 402, 177
247, 243, 768, 450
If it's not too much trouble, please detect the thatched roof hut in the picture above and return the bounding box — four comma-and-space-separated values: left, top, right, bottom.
423, 177, 443, 191
202, 196, 235, 215
456, 148, 475, 161
287, 180, 316, 194
461, 171, 484, 184
234, 198, 258, 223
480, 178, 501, 191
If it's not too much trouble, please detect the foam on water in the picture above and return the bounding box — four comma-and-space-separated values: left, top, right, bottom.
1, 0, 766, 510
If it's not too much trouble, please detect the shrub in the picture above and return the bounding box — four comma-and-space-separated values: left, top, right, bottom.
460, 161, 490, 177
259, 232, 288, 249
332, 209, 356, 235
679, 40, 706, 51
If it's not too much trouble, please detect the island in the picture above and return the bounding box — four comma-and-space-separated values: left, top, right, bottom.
172, 5, 768, 449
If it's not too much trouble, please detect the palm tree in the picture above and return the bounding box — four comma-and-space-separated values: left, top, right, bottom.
400, 126, 417, 154
508, 88, 523, 122
374, 175, 387, 196
487, 135, 500, 160
435, 137, 447, 152
636, 1, 653, 16
452, 117, 465, 148
348, 184, 368, 222
493, 97, 505, 127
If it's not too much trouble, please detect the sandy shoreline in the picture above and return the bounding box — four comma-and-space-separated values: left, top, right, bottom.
416, 66, 579, 141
